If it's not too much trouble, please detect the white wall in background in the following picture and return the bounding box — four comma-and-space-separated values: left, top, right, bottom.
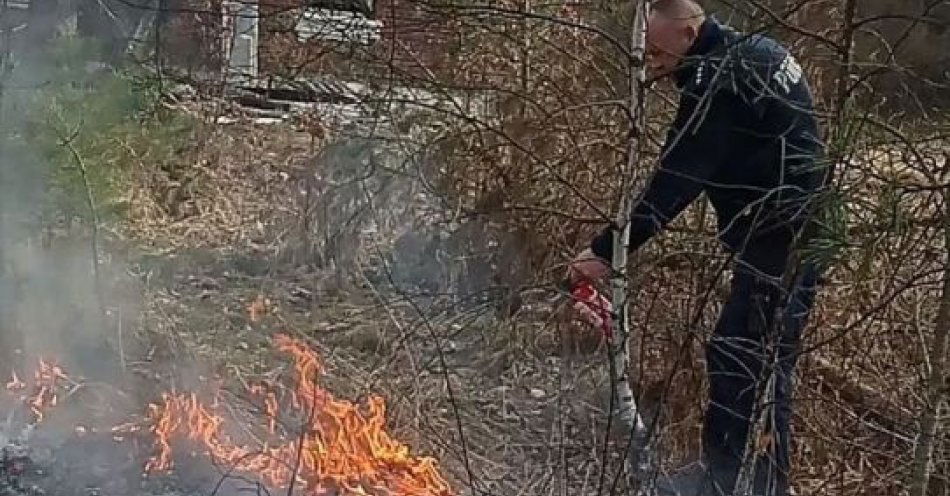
222, 0, 259, 85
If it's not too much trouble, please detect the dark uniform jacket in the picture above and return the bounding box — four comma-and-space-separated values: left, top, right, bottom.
591, 18, 825, 263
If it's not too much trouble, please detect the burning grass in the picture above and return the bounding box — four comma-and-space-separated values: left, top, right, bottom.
5, 359, 80, 426
144, 334, 453, 496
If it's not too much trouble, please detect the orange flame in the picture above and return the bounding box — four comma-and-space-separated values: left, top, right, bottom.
5, 370, 25, 391
249, 382, 279, 435
5, 359, 74, 424
30, 359, 72, 422
146, 334, 453, 495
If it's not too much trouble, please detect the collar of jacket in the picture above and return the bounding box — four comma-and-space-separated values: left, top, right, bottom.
674, 17, 726, 89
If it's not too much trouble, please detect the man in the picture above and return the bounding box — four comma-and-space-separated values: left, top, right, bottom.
568, 1, 825, 495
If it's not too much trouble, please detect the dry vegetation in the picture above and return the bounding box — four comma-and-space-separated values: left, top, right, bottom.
1, 0, 947, 495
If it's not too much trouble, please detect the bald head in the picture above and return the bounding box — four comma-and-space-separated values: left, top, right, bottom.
646, 0, 706, 77
650, 0, 705, 21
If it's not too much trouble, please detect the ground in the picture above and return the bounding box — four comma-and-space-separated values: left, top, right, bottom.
4, 87, 934, 496
0, 100, 642, 496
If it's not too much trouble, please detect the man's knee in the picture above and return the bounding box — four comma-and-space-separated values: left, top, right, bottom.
712, 272, 781, 355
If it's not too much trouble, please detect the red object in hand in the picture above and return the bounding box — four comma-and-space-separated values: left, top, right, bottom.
570, 281, 614, 338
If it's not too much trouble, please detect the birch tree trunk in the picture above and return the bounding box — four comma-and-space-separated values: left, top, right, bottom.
607, 0, 651, 489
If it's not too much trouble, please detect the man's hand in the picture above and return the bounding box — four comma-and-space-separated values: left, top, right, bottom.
567, 248, 610, 285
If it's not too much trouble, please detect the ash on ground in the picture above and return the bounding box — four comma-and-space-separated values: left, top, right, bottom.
0, 424, 256, 496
